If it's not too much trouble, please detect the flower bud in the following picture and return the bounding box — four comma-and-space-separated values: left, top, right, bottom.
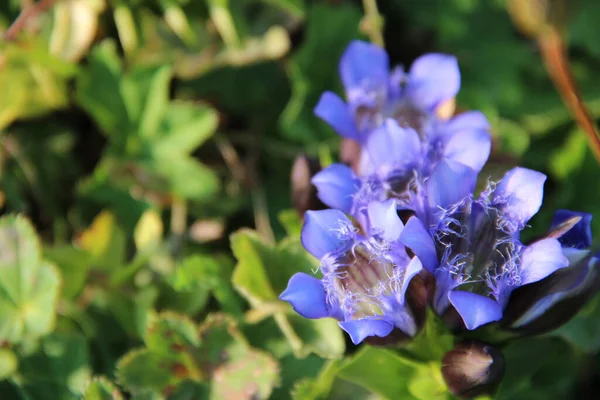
441, 341, 505, 399
503, 251, 600, 335
290, 154, 325, 217
340, 137, 362, 172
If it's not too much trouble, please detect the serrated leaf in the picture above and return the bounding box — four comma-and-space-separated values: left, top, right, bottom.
116, 313, 279, 399
144, 311, 200, 354
0, 215, 61, 344
337, 347, 419, 400
83, 377, 124, 400
116, 349, 177, 394
231, 230, 344, 359
199, 315, 279, 400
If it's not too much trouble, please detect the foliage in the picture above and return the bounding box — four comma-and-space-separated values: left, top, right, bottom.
0, 0, 599, 399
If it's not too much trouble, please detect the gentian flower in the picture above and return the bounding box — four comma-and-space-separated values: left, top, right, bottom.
502, 210, 600, 333
311, 116, 490, 222
429, 167, 571, 330
315, 40, 461, 142
279, 199, 436, 344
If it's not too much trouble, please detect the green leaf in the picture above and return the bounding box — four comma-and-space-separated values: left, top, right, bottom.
117, 349, 177, 394
83, 377, 124, 400
116, 312, 280, 399
552, 292, 600, 353
16, 332, 92, 400
337, 346, 419, 400
0, 349, 18, 380
278, 208, 302, 237
153, 102, 219, 155
0, 215, 61, 344
231, 229, 345, 358
198, 314, 280, 400
134, 210, 164, 252
151, 156, 220, 200
549, 128, 587, 180
407, 363, 449, 400
290, 360, 340, 400
76, 210, 127, 270
76, 40, 130, 139
496, 338, 575, 399
138, 66, 172, 138
279, 3, 362, 143
44, 245, 93, 300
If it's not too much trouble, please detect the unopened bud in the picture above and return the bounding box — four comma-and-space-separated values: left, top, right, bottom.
290, 154, 325, 217
441, 341, 505, 399
340, 138, 362, 172
503, 251, 599, 335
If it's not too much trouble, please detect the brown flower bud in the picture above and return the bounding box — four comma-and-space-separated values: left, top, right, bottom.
441, 341, 505, 399
290, 154, 325, 217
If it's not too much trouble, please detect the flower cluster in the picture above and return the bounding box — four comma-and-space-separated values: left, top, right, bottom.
281, 40, 598, 344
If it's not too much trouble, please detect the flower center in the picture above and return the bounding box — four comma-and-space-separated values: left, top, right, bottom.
332, 242, 400, 319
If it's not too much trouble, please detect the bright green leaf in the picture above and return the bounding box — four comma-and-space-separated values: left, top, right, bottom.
83, 376, 124, 400
0, 216, 61, 345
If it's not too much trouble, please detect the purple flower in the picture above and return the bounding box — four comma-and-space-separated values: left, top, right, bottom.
314, 40, 461, 142
310, 117, 489, 224
279, 199, 436, 344
430, 167, 570, 330
502, 210, 599, 333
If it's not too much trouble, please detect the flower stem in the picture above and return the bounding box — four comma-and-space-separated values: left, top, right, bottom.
361, 0, 384, 47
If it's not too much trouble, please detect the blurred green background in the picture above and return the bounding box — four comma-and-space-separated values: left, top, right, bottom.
0, 0, 600, 399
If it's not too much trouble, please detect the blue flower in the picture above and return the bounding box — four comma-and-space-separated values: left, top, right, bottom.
314, 40, 461, 142
279, 199, 436, 344
503, 210, 599, 333
310, 116, 490, 224
429, 167, 571, 330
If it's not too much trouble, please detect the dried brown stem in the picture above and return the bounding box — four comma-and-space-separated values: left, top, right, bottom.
3, 0, 57, 42
538, 28, 600, 164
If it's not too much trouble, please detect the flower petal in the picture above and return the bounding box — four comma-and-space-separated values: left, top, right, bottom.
314, 92, 359, 140
550, 209, 593, 249
445, 111, 491, 133
365, 119, 421, 171
280, 273, 330, 319
443, 127, 491, 172
301, 209, 353, 259
399, 256, 423, 302
520, 238, 569, 286
493, 167, 546, 226
427, 159, 477, 211
339, 40, 389, 93
406, 53, 461, 110
367, 199, 404, 241
312, 164, 360, 214
399, 216, 439, 271
448, 291, 503, 330
338, 318, 394, 345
